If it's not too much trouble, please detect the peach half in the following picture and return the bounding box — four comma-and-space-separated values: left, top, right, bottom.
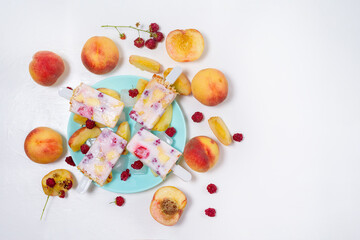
166, 29, 204, 62
191, 68, 228, 106
24, 127, 63, 164
81, 36, 119, 74
150, 186, 187, 226
183, 136, 219, 172
29, 51, 65, 86
41, 169, 73, 197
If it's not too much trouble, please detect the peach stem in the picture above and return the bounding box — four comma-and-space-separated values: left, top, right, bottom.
40, 195, 50, 220
101, 25, 151, 34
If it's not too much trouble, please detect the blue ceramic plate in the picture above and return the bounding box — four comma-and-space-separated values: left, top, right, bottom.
67, 75, 187, 193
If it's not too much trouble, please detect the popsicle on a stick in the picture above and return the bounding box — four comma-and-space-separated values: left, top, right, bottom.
77, 128, 127, 186
129, 74, 179, 130
126, 127, 182, 179
70, 83, 124, 128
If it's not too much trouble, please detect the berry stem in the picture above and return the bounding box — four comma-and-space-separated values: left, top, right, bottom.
40, 195, 50, 220
101, 25, 151, 34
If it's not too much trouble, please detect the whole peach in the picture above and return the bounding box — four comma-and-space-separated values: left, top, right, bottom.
29, 51, 65, 86
24, 127, 63, 164
183, 136, 219, 172
191, 68, 228, 106
81, 36, 119, 74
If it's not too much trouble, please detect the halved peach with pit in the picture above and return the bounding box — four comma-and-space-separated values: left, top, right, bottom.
150, 186, 187, 226
166, 29, 204, 62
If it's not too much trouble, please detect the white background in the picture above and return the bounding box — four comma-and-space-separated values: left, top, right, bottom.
1, 0, 360, 239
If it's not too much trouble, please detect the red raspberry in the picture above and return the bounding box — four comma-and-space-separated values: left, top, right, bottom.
86, 119, 96, 129
145, 39, 157, 49
58, 190, 65, 198
233, 133, 243, 142
115, 196, 125, 206
131, 160, 144, 170
46, 178, 56, 187
165, 127, 176, 137
152, 32, 164, 42
205, 208, 216, 217
121, 169, 131, 181
191, 112, 204, 122
129, 89, 139, 98
134, 37, 145, 48
65, 156, 76, 166
63, 180, 73, 190
120, 33, 126, 40
80, 144, 90, 154
134, 146, 150, 159
149, 23, 159, 32
66, 86, 73, 90
207, 184, 217, 194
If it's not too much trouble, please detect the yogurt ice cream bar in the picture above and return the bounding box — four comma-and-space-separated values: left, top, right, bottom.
129, 75, 177, 129
77, 128, 127, 186
70, 83, 124, 128
126, 127, 182, 179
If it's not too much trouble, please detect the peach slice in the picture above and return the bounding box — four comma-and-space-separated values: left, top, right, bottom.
166, 29, 204, 62
24, 127, 63, 164
97, 88, 121, 101
41, 169, 73, 197
208, 117, 232, 146
150, 186, 187, 226
129, 55, 161, 73
73, 114, 106, 128
116, 121, 130, 154
68, 127, 101, 152
183, 136, 219, 172
152, 104, 173, 131
192, 68, 228, 106
164, 68, 191, 95
105, 172, 113, 185
136, 79, 149, 95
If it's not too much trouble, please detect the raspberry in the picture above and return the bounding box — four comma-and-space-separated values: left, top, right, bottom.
191, 112, 204, 122
46, 178, 56, 187
65, 156, 76, 166
205, 208, 216, 217
66, 86, 73, 90
115, 196, 125, 206
207, 184, 217, 194
152, 32, 164, 42
134, 37, 145, 48
120, 33, 126, 40
121, 169, 131, 181
58, 190, 65, 198
80, 144, 90, 154
128, 89, 139, 98
165, 127, 176, 137
149, 23, 159, 32
131, 160, 143, 170
63, 180, 73, 190
233, 133, 243, 142
86, 119, 96, 129
134, 146, 150, 159
145, 39, 157, 49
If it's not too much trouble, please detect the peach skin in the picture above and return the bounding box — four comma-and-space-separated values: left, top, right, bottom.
29, 51, 65, 86
24, 127, 63, 164
183, 136, 219, 172
81, 36, 119, 74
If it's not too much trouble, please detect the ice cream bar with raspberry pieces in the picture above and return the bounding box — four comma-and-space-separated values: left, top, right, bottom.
129, 75, 178, 130
70, 83, 124, 128
77, 128, 127, 186
126, 127, 182, 179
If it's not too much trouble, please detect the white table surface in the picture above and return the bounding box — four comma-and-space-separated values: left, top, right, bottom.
1, 0, 360, 239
